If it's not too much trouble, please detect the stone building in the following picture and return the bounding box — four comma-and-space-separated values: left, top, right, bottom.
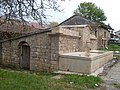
0, 15, 111, 72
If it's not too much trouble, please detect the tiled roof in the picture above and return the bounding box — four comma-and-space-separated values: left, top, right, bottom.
59, 15, 95, 26
0, 19, 49, 34
58, 15, 112, 31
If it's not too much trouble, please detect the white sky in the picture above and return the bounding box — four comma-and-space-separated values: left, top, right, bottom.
46, 0, 120, 31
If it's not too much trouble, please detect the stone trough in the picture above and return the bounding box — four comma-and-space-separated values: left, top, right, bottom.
59, 50, 113, 74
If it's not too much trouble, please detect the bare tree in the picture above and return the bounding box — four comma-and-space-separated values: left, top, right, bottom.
0, 0, 66, 39
0, 0, 63, 24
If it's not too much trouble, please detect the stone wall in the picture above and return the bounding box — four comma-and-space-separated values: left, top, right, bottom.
52, 26, 81, 54
90, 34, 97, 50
90, 39, 97, 50
57, 26, 96, 52
49, 34, 59, 70
1, 31, 59, 71
58, 27, 79, 37
97, 27, 110, 48
78, 27, 91, 51
2, 41, 18, 67
57, 26, 92, 52
59, 35, 80, 54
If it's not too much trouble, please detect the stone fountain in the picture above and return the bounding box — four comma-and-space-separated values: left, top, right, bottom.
59, 42, 113, 75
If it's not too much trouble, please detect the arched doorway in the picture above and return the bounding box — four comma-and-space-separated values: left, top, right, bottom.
19, 41, 30, 69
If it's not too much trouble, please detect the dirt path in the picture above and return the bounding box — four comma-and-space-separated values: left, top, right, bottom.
99, 58, 120, 90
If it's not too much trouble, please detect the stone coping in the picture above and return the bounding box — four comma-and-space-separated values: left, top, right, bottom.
54, 66, 104, 76
59, 25, 88, 28
48, 32, 81, 38
60, 51, 113, 61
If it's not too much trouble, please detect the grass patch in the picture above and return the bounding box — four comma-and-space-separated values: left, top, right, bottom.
114, 55, 120, 60
62, 74, 102, 89
98, 44, 120, 52
0, 68, 102, 90
114, 83, 120, 89
107, 44, 120, 51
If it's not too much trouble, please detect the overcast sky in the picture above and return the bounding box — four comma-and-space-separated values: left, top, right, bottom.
46, 0, 120, 31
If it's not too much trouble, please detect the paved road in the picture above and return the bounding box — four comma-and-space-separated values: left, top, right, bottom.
101, 59, 120, 90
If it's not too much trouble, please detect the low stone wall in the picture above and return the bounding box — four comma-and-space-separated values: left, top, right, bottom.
90, 51, 113, 73
59, 51, 113, 74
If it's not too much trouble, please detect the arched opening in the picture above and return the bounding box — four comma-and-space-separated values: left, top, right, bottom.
18, 41, 30, 70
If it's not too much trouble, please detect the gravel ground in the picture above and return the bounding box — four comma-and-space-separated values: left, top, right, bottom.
97, 58, 120, 90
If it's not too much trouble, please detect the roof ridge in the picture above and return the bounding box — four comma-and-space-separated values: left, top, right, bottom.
58, 15, 95, 26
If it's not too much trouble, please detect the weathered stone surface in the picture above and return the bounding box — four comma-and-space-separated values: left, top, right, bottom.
1, 32, 55, 71
59, 51, 113, 74
0, 24, 110, 72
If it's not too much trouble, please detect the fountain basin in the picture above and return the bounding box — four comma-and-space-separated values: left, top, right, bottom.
59, 50, 113, 74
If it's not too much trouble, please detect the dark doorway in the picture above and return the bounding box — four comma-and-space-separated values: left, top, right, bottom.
19, 42, 30, 70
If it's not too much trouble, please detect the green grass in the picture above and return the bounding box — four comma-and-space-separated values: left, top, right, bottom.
62, 74, 102, 89
98, 44, 120, 52
0, 68, 102, 90
107, 44, 120, 51
114, 83, 120, 89
114, 55, 120, 60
